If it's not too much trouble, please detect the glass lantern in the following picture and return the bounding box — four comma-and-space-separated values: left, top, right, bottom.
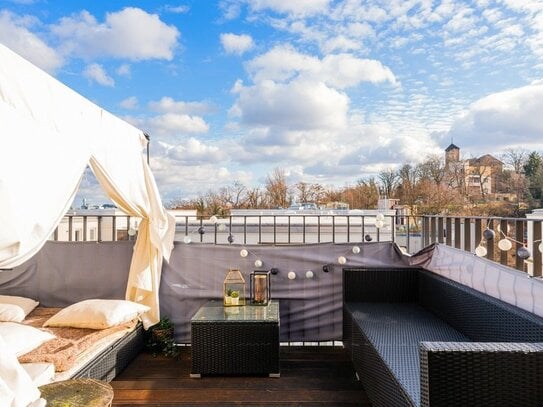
250, 270, 271, 305
223, 268, 246, 306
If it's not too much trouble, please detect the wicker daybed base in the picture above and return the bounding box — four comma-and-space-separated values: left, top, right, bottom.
69, 322, 144, 382
343, 267, 543, 407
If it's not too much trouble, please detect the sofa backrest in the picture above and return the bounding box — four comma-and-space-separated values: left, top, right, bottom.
419, 270, 543, 342
343, 267, 420, 303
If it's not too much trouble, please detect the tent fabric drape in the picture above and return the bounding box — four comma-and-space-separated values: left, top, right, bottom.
0, 43, 174, 328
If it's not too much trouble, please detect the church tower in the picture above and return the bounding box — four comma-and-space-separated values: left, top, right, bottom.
445, 143, 460, 164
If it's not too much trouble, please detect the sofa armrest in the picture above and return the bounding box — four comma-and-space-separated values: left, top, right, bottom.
420, 341, 543, 407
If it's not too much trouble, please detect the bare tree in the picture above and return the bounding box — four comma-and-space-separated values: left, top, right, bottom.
378, 168, 399, 197
396, 164, 418, 206
265, 168, 290, 208
295, 182, 325, 204
501, 148, 528, 174
418, 155, 445, 187
356, 177, 379, 208
246, 187, 265, 208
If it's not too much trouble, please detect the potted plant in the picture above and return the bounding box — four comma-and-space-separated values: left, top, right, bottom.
231, 290, 240, 305
224, 288, 233, 305
146, 316, 179, 358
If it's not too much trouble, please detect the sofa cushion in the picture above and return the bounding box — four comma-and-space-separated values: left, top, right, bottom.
347, 302, 469, 406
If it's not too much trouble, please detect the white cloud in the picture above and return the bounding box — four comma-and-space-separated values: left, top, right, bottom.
83, 63, 114, 86
447, 81, 543, 151
164, 5, 190, 14
116, 63, 131, 76
148, 113, 209, 135
120, 96, 138, 109
220, 33, 255, 55
51, 7, 179, 61
246, 45, 396, 88
149, 97, 213, 115
231, 79, 349, 130
0, 10, 63, 73
247, 0, 331, 17
158, 138, 226, 164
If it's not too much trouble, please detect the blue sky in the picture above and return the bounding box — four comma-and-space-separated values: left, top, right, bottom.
1, 0, 543, 205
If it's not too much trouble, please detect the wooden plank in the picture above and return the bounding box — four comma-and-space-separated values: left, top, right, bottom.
111, 347, 369, 406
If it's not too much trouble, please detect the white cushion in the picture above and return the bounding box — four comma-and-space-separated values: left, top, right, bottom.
0, 295, 39, 322
21, 363, 54, 387
0, 304, 26, 323
0, 335, 42, 407
44, 299, 150, 329
0, 323, 55, 357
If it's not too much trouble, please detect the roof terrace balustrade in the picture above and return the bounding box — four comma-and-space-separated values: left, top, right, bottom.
53, 212, 543, 277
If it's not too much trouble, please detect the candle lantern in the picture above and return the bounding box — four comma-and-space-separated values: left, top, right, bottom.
250, 270, 271, 305
223, 268, 246, 307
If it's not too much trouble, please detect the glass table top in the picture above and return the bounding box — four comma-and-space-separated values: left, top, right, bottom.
191, 300, 279, 323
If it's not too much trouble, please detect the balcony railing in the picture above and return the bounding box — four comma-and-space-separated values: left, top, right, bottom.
53, 213, 543, 276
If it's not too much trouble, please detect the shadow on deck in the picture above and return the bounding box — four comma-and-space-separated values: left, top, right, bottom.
111, 346, 370, 406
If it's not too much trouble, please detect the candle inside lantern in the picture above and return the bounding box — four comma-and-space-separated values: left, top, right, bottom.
254, 275, 267, 304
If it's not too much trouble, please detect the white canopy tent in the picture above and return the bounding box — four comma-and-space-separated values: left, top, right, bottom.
0, 43, 175, 328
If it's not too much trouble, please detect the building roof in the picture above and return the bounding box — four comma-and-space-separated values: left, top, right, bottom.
445, 143, 460, 152
467, 154, 503, 166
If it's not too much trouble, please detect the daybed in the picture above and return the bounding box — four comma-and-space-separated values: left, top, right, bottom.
20, 306, 144, 383
343, 267, 543, 407
0, 298, 144, 386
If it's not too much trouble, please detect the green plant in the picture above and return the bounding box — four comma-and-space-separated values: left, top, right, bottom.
145, 316, 180, 358
155, 316, 174, 330
226, 288, 232, 296
231, 291, 239, 298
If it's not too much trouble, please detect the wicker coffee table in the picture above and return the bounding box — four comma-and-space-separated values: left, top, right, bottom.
190, 300, 280, 377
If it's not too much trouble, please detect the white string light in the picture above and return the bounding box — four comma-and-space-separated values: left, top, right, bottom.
475, 245, 487, 257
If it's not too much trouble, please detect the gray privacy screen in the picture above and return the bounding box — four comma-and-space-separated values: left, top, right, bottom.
0, 241, 408, 342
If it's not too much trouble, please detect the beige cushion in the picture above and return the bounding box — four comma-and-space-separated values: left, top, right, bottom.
0, 322, 55, 357
44, 299, 150, 329
0, 295, 39, 322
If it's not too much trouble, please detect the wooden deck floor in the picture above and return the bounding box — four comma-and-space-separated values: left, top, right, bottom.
111, 346, 370, 406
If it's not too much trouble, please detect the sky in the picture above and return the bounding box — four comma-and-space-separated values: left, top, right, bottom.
1, 0, 543, 206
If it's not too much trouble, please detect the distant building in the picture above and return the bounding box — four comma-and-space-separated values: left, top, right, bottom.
444, 143, 505, 197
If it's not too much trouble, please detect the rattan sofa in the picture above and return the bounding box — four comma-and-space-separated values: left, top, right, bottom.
343, 267, 543, 407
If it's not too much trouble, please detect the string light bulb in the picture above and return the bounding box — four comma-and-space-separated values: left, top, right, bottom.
254, 259, 263, 268
240, 249, 248, 257
183, 236, 191, 244
475, 245, 487, 257
352, 246, 360, 254
498, 238, 512, 251
517, 246, 531, 260
338, 256, 347, 265
483, 228, 495, 240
